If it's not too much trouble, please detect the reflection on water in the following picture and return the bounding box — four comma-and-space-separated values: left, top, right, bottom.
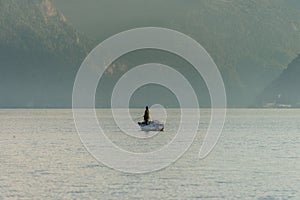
0, 109, 299, 199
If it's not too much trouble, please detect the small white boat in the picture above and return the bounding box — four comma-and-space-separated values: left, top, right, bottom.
138, 120, 164, 131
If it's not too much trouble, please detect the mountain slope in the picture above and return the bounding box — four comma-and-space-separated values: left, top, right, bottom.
170, 0, 300, 105
0, 0, 93, 107
2, 0, 300, 107
254, 54, 300, 107
0, 0, 91, 60
54, 0, 300, 106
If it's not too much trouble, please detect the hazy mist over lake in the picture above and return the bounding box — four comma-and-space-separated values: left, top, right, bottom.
1, 0, 300, 107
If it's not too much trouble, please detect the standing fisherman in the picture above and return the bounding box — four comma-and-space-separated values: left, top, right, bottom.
143, 106, 150, 125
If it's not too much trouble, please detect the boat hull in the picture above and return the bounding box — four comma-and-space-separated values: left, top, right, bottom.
138, 121, 164, 131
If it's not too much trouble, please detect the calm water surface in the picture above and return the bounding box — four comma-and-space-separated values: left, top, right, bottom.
0, 109, 299, 199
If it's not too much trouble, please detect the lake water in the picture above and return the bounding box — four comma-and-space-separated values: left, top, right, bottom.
0, 109, 299, 199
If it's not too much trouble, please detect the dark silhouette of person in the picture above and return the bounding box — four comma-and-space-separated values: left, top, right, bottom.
143, 106, 150, 125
